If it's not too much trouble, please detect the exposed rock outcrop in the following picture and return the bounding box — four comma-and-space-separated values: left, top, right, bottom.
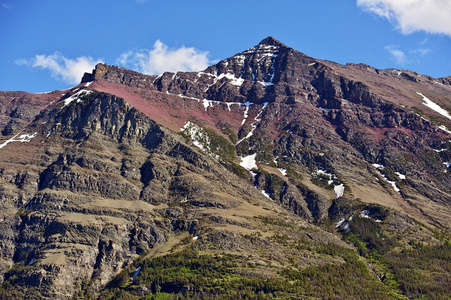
0, 37, 450, 298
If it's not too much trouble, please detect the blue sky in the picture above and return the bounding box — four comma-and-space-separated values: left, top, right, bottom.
1, 0, 451, 93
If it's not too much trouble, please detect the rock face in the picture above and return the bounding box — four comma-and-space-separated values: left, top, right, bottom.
0, 91, 60, 136
0, 37, 450, 298
1, 91, 270, 297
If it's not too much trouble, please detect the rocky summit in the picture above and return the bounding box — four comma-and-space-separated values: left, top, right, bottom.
0, 37, 450, 299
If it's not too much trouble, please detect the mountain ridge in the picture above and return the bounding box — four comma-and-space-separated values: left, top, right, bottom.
0, 37, 450, 298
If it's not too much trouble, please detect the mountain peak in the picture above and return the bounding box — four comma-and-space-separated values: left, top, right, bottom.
2, 34, 451, 300
258, 36, 287, 48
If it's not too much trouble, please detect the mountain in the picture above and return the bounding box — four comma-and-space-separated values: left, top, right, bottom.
0, 37, 450, 299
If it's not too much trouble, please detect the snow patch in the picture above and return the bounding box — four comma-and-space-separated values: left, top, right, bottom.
273, 156, 287, 176
240, 153, 257, 171
438, 125, 451, 134
373, 166, 401, 194
197, 71, 215, 78
173, 92, 251, 114
203, 69, 246, 91
241, 101, 252, 125
417, 92, 451, 121
361, 210, 382, 222
372, 163, 385, 170
218, 73, 245, 86
240, 44, 278, 86
334, 184, 345, 198
236, 102, 268, 145
250, 170, 257, 182
315, 169, 344, 198
153, 74, 162, 83
0, 132, 38, 150
335, 218, 350, 232
361, 210, 370, 218
243, 44, 279, 57
202, 99, 214, 111
395, 172, 406, 180
62, 90, 92, 108
181, 121, 213, 155
316, 169, 335, 185
278, 168, 287, 176
234, 55, 246, 65
258, 81, 274, 86
261, 190, 271, 199
335, 218, 346, 228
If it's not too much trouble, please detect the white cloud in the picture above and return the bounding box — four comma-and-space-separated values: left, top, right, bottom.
385, 45, 408, 64
385, 45, 433, 65
357, 0, 451, 37
117, 40, 211, 75
1, 3, 12, 9
16, 53, 102, 84
410, 48, 431, 56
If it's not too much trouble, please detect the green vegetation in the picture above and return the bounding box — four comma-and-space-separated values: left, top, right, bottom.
0, 263, 43, 299
342, 215, 405, 297
224, 161, 248, 179
387, 243, 451, 299
124, 193, 451, 300
279, 251, 394, 300
254, 142, 275, 165
411, 106, 424, 116
100, 246, 393, 299
344, 216, 394, 255
339, 209, 451, 299
218, 123, 238, 144
205, 129, 236, 162
4, 198, 450, 299
310, 172, 334, 190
